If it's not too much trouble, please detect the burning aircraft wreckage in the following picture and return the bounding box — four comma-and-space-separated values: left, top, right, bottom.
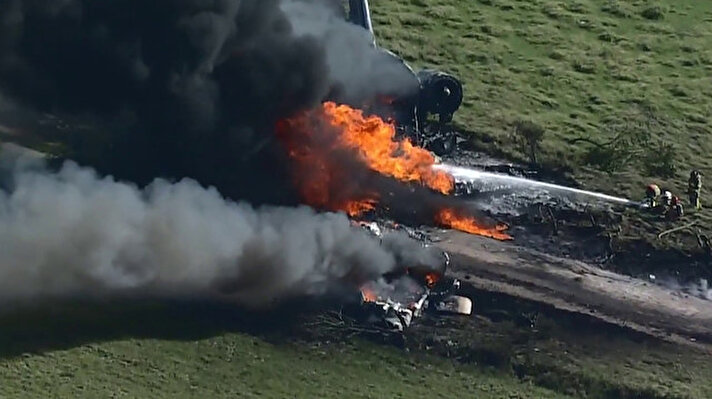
340, 0, 465, 154
274, 100, 508, 332
274, 97, 511, 332
271, 0, 509, 332
279, 0, 642, 334
0, 0, 521, 333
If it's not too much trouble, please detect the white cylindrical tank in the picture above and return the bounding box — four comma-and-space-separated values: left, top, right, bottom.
435, 295, 473, 315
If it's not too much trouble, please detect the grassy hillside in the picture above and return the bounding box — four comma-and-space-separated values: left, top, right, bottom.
0, 333, 573, 398
372, 0, 712, 232
1, 302, 711, 399
0, 303, 575, 399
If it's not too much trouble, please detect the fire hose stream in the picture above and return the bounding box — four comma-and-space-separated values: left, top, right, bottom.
434, 164, 633, 206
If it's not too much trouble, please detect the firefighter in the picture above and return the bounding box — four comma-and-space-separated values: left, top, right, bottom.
645, 183, 661, 208
688, 170, 702, 210
661, 190, 673, 207
666, 196, 684, 220
651, 190, 672, 215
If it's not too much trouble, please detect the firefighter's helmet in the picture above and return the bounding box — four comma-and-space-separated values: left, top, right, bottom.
646, 184, 661, 198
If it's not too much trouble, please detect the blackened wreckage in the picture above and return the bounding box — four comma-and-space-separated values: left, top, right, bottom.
340, 0, 465, 155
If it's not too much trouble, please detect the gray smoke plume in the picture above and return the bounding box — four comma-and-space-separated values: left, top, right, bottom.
0, 149, 441, 308
380, 233, 445, 274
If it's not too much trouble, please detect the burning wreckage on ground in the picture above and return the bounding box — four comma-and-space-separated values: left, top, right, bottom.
276, 99, 509, 332
350, 221, 473, 332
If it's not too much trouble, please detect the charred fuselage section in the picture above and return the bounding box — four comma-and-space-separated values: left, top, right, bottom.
341, 0, 464, 154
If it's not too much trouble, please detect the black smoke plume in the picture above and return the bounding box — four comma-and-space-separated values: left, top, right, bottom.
0, 0, 416, 203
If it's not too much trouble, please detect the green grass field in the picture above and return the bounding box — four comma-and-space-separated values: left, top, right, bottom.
2, 302, 711, 399
1, 1, 711, 398
0, 303, 578, 399
372, 0, 712, 238
1, 333, 575, 399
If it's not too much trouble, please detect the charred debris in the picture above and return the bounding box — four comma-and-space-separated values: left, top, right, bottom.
346, 220, 472, 333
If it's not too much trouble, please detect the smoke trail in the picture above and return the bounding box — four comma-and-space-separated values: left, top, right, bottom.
0, 150, 442, 308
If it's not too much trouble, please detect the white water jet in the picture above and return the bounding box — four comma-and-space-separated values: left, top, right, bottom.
435, 163, 633, 205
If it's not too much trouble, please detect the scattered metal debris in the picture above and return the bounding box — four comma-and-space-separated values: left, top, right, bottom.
352, 219, 472, 332
433, 295, 472, 315
361, 291, 429, 332
359, 278, 472, 332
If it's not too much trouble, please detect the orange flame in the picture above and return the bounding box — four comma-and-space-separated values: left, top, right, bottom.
424, 272, 440, 288
436, 208, 512, 241
276, 102, 454, 216
361, 286, 378, 302
323, 102, 454, 195
277, 102, 514, 241
345, 199, 377, 218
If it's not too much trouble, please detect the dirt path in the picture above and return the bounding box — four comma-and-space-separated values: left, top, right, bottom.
433, 230, 712, 352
